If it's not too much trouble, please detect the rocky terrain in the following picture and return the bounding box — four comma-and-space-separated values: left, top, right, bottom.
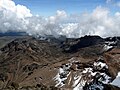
0, 35, 120, 90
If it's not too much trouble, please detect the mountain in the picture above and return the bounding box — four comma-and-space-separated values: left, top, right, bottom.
0, 35, 120, 90
0, 32, 27, 36
0, 32, 28, 49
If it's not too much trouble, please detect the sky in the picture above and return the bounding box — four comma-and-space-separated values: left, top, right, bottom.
0, 0, 120, 38
13, 0, 119, 16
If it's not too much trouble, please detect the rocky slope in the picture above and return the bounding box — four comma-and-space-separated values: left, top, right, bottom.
0, 35, 120, 90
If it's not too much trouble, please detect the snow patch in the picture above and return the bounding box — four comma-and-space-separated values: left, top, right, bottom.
88, 82, 104, 90
104, 44, 113, 51
94, 61, 108, 69
53, 63, 71, 87
53, 58, 111, 89
111, 72, 120, 88
105, 41, 116, 46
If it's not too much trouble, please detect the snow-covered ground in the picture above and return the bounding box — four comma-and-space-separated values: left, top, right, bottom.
104, 44, 113, 51
103, 41, 117, 51
53, 63, 71, 87
111, 72, 120, 88
53, 58, 112, 90
94, 61, 108, 69
105, 41, 116, 46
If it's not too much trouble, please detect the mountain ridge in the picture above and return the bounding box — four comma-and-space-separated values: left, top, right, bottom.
0, 35, 120, 90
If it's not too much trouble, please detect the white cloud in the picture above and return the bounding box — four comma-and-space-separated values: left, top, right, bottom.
0, 0, 32, 18
48, 10, 67, 24
0, 0, 120, 38
115, 12, 120, 16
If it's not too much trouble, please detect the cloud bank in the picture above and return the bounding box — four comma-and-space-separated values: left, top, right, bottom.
0, 0, 120, 38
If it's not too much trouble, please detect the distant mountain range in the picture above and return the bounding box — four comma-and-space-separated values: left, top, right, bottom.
0, 32, 27, 36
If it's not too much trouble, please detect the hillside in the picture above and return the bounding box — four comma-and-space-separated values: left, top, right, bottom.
0, 35, 120, 90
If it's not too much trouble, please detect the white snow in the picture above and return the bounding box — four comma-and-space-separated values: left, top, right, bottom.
82, 68, 93, 74
82, 68, 97, 77
99, 73, 111, 84
73, 75, 81, 86
73, 81, 83, 90
105, 41, 116, 45
104, 44, 113, 51
89, 83, 104, 90
53, 70, 70, 87
59, 68, 64, 73
73, 75, 86, 90
53, 63, 71, 87
53, 58, 111, 89
111, 72, 120, 88
54, 73, 64, 87
94, 61, 108, 69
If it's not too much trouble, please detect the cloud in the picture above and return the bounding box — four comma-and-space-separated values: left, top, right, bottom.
47, 10, 67, 24
0, 0, 120, 38
115, 12, 120, 16
0, 0, 32, 18
0, 0, 32, 33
